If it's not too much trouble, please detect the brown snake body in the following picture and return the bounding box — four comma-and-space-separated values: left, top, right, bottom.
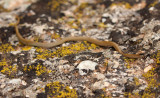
14, 18, 142, 59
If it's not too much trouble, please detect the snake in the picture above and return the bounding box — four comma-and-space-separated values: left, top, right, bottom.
14, 17, 142, 59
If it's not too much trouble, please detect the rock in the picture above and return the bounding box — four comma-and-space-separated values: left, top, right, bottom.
8, 79, 21, 85
77, 60, 98, 75
92, 72, 105, 80
92, 81, 110, 90
144, 65, 153, 73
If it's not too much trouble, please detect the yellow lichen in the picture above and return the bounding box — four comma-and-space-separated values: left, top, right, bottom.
0, 43, 14, 53
48, 0, 67, 12
98, 22, 107, 28
67, 19, 81, 29
110, 2, 132, 9
123, 58, 135, 69
0, 58, 17, 77
134, 77, 140, 86
53, 41, 97, 57
142, 67, 159, 97
1, 65, 18, 77
74, 3, 89, 13
148, 0, 158, 7
0, 58, 7, 66
46, 81, 78, 98
23, 64, 53, 76
51, 33, 60, 39
22, 46, 32, 51
35, 47, 53, 60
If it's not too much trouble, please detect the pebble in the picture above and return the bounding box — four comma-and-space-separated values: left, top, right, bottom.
77, 60, 98, 75
112, 61, 119, 69
92, 81, 110, 90
92, 72, 105, 80
144, 65, 153, 73
8, 79, 21, 85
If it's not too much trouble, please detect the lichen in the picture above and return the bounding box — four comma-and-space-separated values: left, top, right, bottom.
0, 4, 10, 12
22, 46, 32, 51
23, 63, 53, 76
0, 58, 18, 77
123, 58, 135, 69
35, 47, 53, 60
0, 43, 14, 53
47, 0, 67, 12
74, 3, 89, 13
110, 2, 132, 9
45, 81, 78, 98
53, 41, 97, 57
148, 0, 158, 7
134, 77, 140, 86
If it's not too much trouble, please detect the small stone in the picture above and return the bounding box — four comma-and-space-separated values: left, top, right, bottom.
144, 65, 153, 73
0, 84, 6, 88
77, 60, 98, 75
112, 61, 119, 69
8, 79, 21, 85
92, 72, 105, 80
22, 80, 27, 86
92, 81, 110, 90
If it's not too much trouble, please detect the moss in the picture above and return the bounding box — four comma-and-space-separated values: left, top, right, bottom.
0, 43, 14, 53
45, 81, 78, 98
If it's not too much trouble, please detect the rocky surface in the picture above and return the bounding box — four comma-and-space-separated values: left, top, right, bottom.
0, 0, 160, 98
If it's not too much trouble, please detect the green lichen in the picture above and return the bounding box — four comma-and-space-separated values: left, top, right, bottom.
46, 81, 78, 98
